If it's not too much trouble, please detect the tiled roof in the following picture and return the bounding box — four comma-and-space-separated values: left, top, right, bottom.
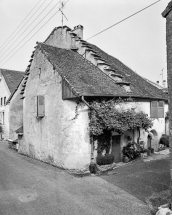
37, 42, 167, 100
39, 43, 129, 97
85, 42, 167, 100
1, 69, 24, 94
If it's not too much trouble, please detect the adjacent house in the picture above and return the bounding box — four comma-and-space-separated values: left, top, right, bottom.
8, 25, 168, 170
0, 69, 23, 139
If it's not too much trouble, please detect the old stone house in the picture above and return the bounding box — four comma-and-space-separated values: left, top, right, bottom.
0, 69, 23, 139
8, 25, 168, 169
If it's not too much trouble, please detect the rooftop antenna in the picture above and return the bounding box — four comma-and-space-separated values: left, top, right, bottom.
59, 1, 68, 32
160, 68, 164, 86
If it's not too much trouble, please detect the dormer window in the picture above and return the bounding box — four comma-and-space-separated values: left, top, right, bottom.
110, 73, 122, 82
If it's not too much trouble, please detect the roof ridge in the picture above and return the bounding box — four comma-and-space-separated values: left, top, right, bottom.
44, 26, 72, 43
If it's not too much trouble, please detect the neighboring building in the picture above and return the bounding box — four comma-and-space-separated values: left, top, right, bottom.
9, 25, 168, 169
0, 69, 23, 139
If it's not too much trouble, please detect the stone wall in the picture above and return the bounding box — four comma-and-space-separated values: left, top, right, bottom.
8, 83, 23, 140
19, 49, 90, 170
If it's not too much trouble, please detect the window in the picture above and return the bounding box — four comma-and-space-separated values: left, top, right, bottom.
37, 95, 45, 117
150, 101, 164, 118
1, 98, 3, 106
4, 97, 6, 106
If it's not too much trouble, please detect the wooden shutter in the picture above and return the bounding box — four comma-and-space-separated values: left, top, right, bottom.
158, 101, 164, 118
150, 101, 158, 118
37, 96, 45, 117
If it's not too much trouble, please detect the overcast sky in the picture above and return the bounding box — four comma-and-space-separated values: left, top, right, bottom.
0, 0, 170, 85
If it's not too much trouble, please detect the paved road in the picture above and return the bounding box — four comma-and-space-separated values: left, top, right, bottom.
0, 141, 150, 215
101, 157, 170, 202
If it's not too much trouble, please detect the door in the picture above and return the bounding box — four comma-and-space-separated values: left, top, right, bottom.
112, 135, 121, 163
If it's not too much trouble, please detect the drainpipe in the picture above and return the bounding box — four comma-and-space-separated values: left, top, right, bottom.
81, 96, 96, 173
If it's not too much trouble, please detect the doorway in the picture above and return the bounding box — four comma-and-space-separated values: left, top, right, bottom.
112, 135, 121, 163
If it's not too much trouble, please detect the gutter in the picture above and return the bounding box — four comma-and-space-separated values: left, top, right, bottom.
80, 96, 94, 162
80, 96, 97, 173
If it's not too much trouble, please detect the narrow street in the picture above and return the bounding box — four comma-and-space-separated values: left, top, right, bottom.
0, 141, 149, 215
101, 156, 170, 202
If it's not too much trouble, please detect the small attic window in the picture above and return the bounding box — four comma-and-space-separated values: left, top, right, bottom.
110, 73, 122, 82
37, 95, 45, 118
123, 85, 131, 93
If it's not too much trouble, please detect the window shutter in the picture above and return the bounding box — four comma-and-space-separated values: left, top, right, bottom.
150, 101, 158, 118
37, 96, 45, 117
158, 101, 164, 118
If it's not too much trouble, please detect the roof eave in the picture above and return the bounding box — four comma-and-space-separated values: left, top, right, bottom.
82, 94, 168, 101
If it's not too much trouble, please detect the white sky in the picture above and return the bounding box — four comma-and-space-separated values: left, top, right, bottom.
0, 0, 169, 84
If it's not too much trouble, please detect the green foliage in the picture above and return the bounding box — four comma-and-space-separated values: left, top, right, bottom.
165, 111, 169, 121
89, 99, 153, 136
96, 130, 111, 155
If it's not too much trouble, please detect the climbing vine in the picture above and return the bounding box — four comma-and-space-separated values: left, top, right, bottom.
89, 98, 153, 136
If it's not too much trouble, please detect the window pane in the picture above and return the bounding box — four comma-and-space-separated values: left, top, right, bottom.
37, 96, 45, 117
151, 101, 158, 107
150, 101, 158, 118
158, 101, 164, 107
158, 108, 164, 118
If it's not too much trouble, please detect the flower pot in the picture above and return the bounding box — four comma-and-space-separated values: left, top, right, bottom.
89, 163, 97, 174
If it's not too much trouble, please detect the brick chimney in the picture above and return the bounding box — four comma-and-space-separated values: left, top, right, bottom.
72, 25, 83, 39
163, 80, 167, 87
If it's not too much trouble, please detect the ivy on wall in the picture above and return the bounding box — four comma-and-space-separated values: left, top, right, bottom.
89, 98, 153, 136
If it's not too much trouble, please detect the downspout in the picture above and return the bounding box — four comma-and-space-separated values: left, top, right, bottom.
80, 96, 94, 161
81, 96, 110, 173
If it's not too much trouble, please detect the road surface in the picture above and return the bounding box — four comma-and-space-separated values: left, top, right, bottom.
0, 141, 149, 215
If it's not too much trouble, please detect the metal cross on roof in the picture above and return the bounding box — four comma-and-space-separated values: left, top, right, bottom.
59, 1, 68, 31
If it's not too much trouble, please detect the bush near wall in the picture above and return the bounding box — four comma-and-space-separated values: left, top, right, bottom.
96, 154, 114, 166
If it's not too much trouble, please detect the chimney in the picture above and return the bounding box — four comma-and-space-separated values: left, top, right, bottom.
163, 80, 166, 87
72, 25, 83, 39
156, 81, 159, 84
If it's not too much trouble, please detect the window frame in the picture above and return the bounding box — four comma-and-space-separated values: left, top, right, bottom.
37, 95, 45, 118
150, 101, 164, 118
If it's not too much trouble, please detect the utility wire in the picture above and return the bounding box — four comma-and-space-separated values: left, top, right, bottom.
0, 0, 45, 50
0, 0, 55, 59
86, 0, 161, 41
1, 0, 70, 67
0, 0, 62, 64
1, 0, 158, 66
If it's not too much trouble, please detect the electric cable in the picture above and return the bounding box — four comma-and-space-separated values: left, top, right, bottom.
86, 0, 161, 41
1, 0, 70, 66
1, 0, 159, 66
0, 0, 56, 59
0, 0, 47, 51
0, 0, 62, 64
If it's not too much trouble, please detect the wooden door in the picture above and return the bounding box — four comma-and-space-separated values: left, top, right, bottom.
112, 135, 121, 163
